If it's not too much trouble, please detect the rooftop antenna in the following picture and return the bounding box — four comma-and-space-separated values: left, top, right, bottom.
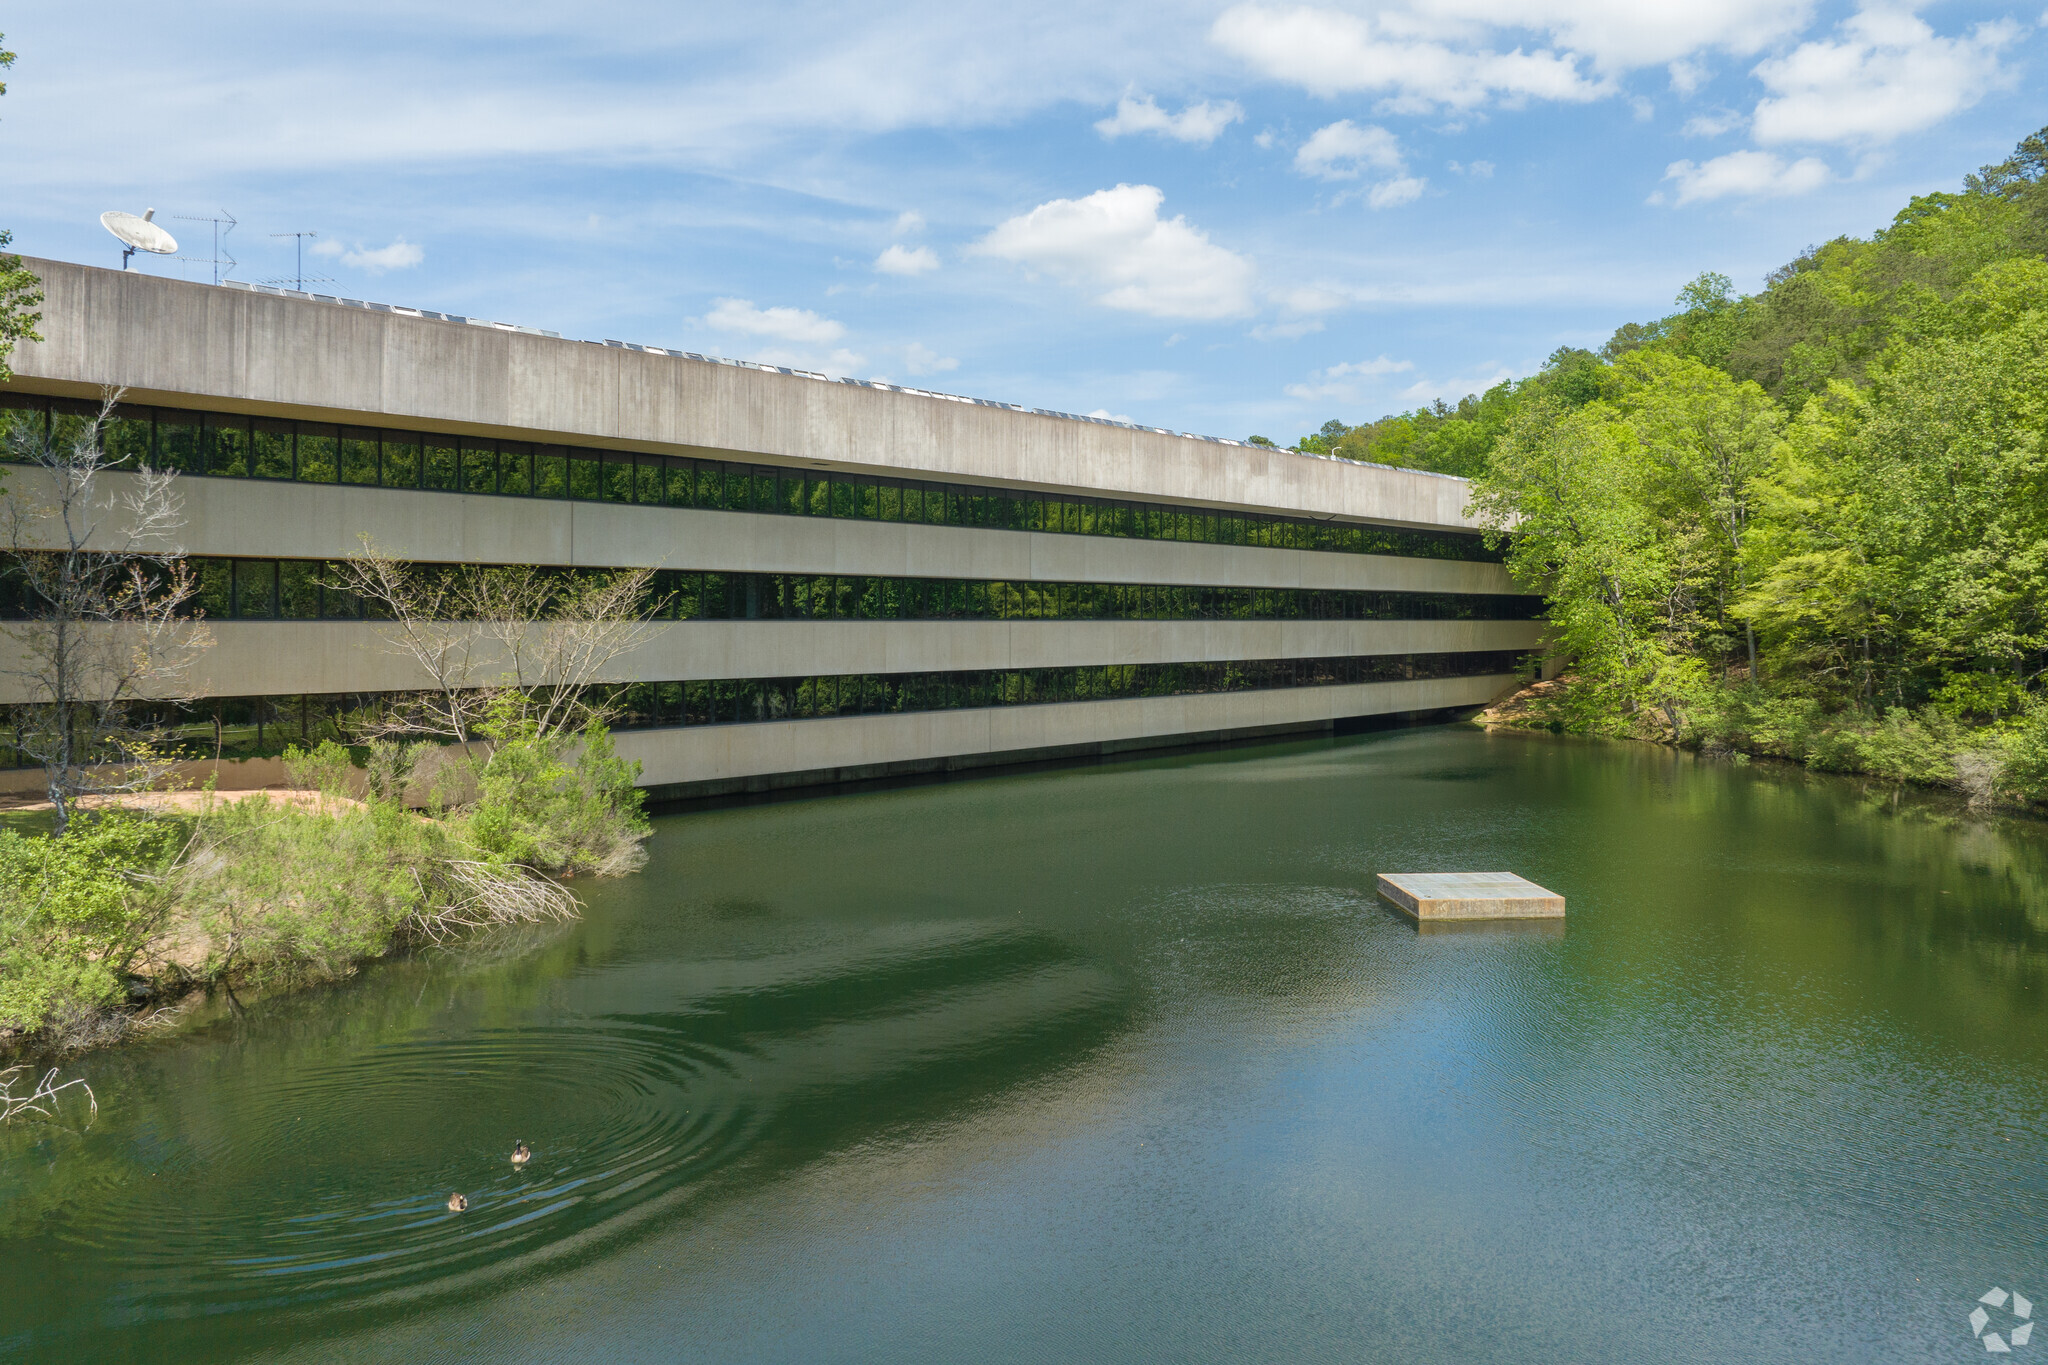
174, 210, 238, 285
100, 209, 178, 270
265, 231, 331, 292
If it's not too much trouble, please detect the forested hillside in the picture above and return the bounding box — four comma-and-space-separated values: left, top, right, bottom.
1290, 127, 2048, 801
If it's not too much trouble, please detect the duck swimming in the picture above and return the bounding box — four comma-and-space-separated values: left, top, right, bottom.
510, 1141, 532, 1166
447, 1192, 469, 1212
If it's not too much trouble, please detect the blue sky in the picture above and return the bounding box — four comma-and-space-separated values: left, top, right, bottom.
3, 1, 2043, 442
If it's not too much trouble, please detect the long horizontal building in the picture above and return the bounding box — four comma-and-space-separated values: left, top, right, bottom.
0, 257, 1542, 799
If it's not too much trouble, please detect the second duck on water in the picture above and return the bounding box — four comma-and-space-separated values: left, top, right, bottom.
511, 1141, 532, 1166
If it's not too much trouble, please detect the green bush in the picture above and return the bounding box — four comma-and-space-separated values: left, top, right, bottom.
0, 813, 184, 1035
1996, 702, 2048, 804
463, 705, 648, 877
182, 790, 444, 983
1, 721, 639, 1049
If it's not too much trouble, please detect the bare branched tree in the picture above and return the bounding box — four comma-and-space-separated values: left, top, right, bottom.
328, 539, 663, 748
324, 545, 500, 746
475, 564, 666, 737
1, 390, 211, 831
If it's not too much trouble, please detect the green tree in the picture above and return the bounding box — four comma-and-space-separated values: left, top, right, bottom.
0, 813, 184, 1036
0, 35, 42, 383
1468, 398, 1705, 734
1609, 351, 1783, 678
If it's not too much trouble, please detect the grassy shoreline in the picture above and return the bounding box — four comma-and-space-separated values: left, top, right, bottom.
0, 725, 649, 1060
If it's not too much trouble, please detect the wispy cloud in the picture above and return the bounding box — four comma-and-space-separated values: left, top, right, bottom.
1214, 4, 1608, 112
311, 236, 424, 273
1250, 318, 1326, 340
1661, 150, 1830, 204
700, 297, 845, 343
1294, 120, 1403, 179
903, 341, 958, 374
1294, 120, 1426, 209
876, 244, 940, 275
1095, 94, 1244, 144
1285, 354, 1414, 402
1368, 176, 1426, 208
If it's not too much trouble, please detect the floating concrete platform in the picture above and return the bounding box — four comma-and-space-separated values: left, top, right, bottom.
1376, 872, 1564, 921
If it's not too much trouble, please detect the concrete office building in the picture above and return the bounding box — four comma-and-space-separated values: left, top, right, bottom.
0, 258, 1544, 798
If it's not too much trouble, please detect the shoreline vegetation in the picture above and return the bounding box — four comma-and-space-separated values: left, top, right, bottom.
1272, 125, 2048, 809
0, 719, 650, 1059
1478, 674, 2048, 813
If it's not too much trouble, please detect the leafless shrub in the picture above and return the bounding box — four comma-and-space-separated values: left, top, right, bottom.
1952, 749, 2002, 809
1, 388, 211, 831
0, 1065, 98, 1127
405, 859, 580, 942
589, 836, 649, 878
327, 540, 664, 748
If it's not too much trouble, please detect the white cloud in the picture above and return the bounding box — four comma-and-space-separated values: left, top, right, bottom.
308, 237, 423, 273
1454, 0, 1816, 70
1294, 120, 1404, 179
1681, 109, 1743, 137
1094, 94, 1245, 145
1213, 4, 1608, 111
1333, 356, 1413, 377
1448, 159, 1494, 177
1212, 2, 1832, 113
1662, 150, 1830, 204
903, 341, 958, 375
875, 244, 940, 276
1286, 354, 1414, 402
1294, 121, 1424, 209
971, 183, 1257, 321
701, 297, 846, 344
1087, 408, 1137, 423
1275, 285, 1351, 314
1668, 58, 1708, 95
1368, 176, 1428, 208
1751, 8, 2018, 146
893, 210, 926, 235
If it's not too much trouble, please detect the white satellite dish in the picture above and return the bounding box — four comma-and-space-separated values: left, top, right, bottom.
100, 208, 178, 269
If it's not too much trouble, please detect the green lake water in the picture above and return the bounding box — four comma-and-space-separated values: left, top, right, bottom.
3, 727, 2044, 1362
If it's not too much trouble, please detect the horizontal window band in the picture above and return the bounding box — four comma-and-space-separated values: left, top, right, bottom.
0, 393, 1501, 565
0, 652, 1527, 767
0, 556, 1541, 624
